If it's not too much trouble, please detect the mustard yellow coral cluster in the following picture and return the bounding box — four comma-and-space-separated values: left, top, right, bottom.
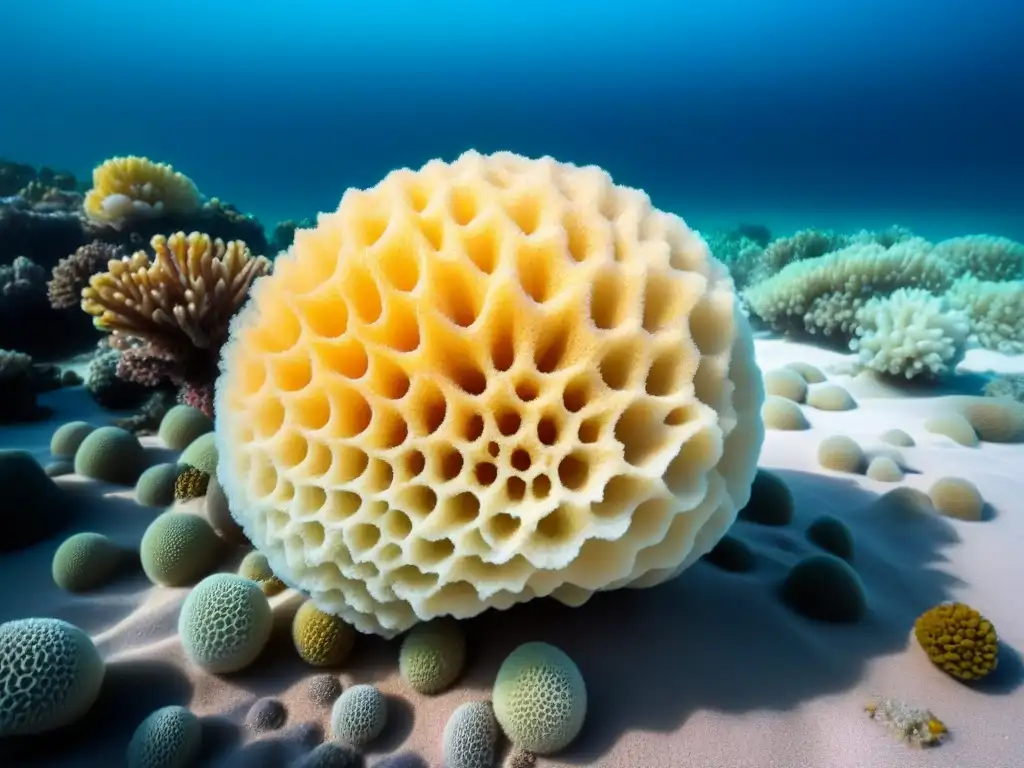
81, 231, 270, 349
914, 602, 999, 681
84, 156, 201, 228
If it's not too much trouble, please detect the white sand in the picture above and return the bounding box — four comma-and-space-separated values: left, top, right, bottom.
1, 337, 1022, 768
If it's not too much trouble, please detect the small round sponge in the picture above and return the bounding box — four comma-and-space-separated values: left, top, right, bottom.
817, 435, 864, 474
173, 466, 210, 501
52, 531, 125, 592
929, 476, 985, 521
780, 555, 866, 623
126, 704, 202, 768
140, 512, 222, 586
493, 641, 587, 755
806, 383, 856, 411
913, 602, 999, 681
135, 463, 182, 507
805, 515, 854, 561
762, 396, 810, 430
398, 618, 467, 694
158, 405, 213, 451
763, 368, 807, 403
74, 425, 147, 484
239, 551, 286, 596
0, 617, 106, 736
178, 573, 273, 673
178, 432, 217, 475
50, 420, 96, 459
292, 600, 357, 667
443, 700, 498, 768
331, 683, 388, 746
1, 450, 68, 552
738, 469, 794, 526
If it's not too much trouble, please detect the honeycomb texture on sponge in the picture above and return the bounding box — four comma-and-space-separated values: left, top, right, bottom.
214, 150, 766, 637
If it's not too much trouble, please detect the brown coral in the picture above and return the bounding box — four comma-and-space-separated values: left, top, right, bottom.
48, 241, 122, 309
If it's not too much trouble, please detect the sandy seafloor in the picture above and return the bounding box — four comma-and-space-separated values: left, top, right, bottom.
1, 335, 1022, 768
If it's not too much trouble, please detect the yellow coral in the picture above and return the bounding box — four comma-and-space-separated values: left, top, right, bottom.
84, 156, 201, 227
292, 600, 356, 667
81, 231, 270, 349
914, 602, 999, 681
174, 465, 210, 501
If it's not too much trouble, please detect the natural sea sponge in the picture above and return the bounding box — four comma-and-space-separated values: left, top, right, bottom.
136, 462, 182, 507
762, 395, 809, 430
399, 618, 467, 694
239, 551, 287, 595
159, 404, 213, 450
204, 475, 249, 545
866, 455, 903, 482
780, 555, 866, 623
173, 465, 210, 501
140, 512, 222, 586
178, 573, 273, 673
701, 534, 755, 572
493, 641, 587, 755
295, 742, 364, 768
924, 414, 978, 447
214, 150, 765, 637
784, 360, 826, 384
74, 425, 148, 484
0, 617, 105, 736
928, 476, 985, 521
246, 697, 287, 732
126, 705, 202, 768
52, 531, 125, 591
763, 368, 807, 402
50, 420, 96, 458
307, 674, 343, 707
805, 515, 854, 561
444, 700, 498, 768
947, 396, 1024, 443
178, 432, 218, 475
0, 449, 69, 552
293, 600, 357, 667
738, 469, 794, 526
805, 383, 856, 411
914, 602, 999, 681
880, 428, 914, 447
331, 683, 387, 746
817, 435, 864, 473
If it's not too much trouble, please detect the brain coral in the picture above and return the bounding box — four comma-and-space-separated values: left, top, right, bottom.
214, 150, 765, 637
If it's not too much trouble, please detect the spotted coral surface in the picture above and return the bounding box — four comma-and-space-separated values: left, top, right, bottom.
914, 602, 999, 681
178, 573, 273, 673
330, 683, 387, 746
215, 150, 765, 637
126, 705, 202, 768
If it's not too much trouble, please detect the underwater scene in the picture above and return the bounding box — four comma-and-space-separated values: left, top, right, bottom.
1, 1, 1023, 766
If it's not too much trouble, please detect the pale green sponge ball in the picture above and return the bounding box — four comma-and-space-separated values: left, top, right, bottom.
158, 405, 213, 451
178, 573, 273, 673
330, 683, 388, 746
126, 704, 202, 768
178, 432, 217, 475
0, 617, 105, 736
443, 700, 498, 768
135, 463, 182, 507
50, 420, 96, 459
140, 512, 222, 587
52, 531, 125, 592
74, 426, 147, 485
493, 642, 587, 755
399, 618, 466, 694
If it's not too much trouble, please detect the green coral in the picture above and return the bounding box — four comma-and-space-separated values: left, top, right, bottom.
443, 700, 498, 768
330, 684, 387, 747
399, 618, 466, 694
0, 617, 106, 736
158, 404, 213, 451
293, 599, 357, 667
140, 512, 221, 586
493, 642, 587, 755
52, 531, 125, 592
178, 573, 273, 673
126, 705, 202, 768
74, 425, 147, 485
173, 465, 210, 501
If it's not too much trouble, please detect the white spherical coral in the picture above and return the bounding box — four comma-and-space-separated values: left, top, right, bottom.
851, 288, 968, 379
214, 150, 765, 638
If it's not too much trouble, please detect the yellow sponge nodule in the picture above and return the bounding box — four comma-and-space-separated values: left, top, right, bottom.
214, 151, 765, 637
914, 602, 999, 681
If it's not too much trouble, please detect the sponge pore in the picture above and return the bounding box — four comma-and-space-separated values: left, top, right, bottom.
214, 150, 765, 637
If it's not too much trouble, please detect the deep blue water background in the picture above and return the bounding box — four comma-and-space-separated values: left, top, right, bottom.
2, 0, 1022, 241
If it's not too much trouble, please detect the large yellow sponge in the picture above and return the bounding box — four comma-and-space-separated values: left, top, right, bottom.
214, 150, 765, 637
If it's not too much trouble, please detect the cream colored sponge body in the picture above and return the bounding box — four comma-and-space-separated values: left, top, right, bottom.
215, 151, 765, 637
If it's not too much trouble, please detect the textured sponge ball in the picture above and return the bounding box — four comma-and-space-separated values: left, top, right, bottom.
126, 705, 202, 768
763, 368, 808, 403
784, 361, 826, 384
292, 599, 357, 667
74, 425, 147, 485
331, 683, 388, 746
158, 404, 213, 451
213, 150, 766, 638
444, 700, 498, 768
780, 555, 866, 623
0, 449, 68, 552
178, 432, 218, 475
913, 602, 999, 681
50, 420, 96, 458
493, 641, 587, 755
239, 551, 287, 595
399, 618, 467, 694
928, 476, 985, 521
140, 512, 222, 586
805, 383, 856, 411
924, 414, 979, 447
178, 573, 273, 673
738, 469, 794, 526
0, 617, 105, 736
52, 531, 125, 592
817, 435, 864, 474
949, 395, 1024, 443
135, 462, 182, 507
805, 515, 854, 561
762, 395, 809, 430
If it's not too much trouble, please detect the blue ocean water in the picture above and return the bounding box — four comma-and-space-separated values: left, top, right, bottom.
2, 0, 1022, 241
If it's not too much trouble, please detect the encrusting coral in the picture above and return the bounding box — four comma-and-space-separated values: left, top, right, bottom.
81, 230, 270, 416
83, 156, 201, 229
